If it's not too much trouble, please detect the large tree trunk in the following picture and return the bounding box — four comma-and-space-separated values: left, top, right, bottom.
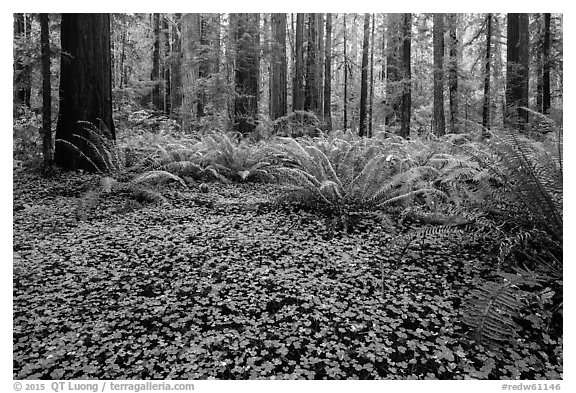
163, 15, 171, 115
433, 13, 445, 136
181, 14, 200, 132
343, 14, 348, 129
304, 13, 320, 114
40, 13, 53, 170
197, 14, 210, 118
448, 13, 458, 134
233, 13, 260, 135
54, 14, 115, 171
368, 13, 375, 137
506, 13, 530, 130
482, 13, 492, 130
323, 13, 332, 131
543, 13, 551, 114
151, 13, 162, 111
399, 13, 412, 139
385, 13, 402, 127
359, 13, 370, 136
270, 13, 287, 121
13, 13, 32, 108
171, 14, 183, 114
293, 13, 305, 112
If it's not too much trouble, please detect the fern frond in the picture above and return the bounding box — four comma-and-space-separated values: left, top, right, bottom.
131, 170, 187, 187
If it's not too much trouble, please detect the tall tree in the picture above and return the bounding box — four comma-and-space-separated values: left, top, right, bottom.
162, 15, 171, 115
304, 13, 320, 114
543, 13, 551, 113
323, 13, 332, 130
13, 13, 32, 108
293, 13, 305, 111
151, 13, 162, 111
359, 13, 370, 136
54, 14, 115, 170
197, 14, 210, 118
270, 13, 287, 120
181, 14, 200, 131
368, 13, 375, 137
399, 13, 412, 138
343, 14, 348, 129
40, 13, 53, 169
506, 13, 529, 130
482, 13, 492, 130
448, 13, 458, 133
385, 13, 402, 127
233, 13, 260, 135
171, 14, 183, 113
433, 13, 445, 136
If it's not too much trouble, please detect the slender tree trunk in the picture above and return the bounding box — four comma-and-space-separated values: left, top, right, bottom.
171, 14, 183, 113
13, 13, 32, 108
54, 14, 115, 171
293, 13, 305, 111
233, 13, 260, 135
433, 13, 445, 136
506, 13, 529, 130
317, 14, 325, 121
400, 13, 412, 138
323, 13, 332, 131
359, 13, 370, 136
385, 13, 401, 127
40, 13, 53, 169
270, 13, 287, 120
151, 13, 162, 111
543, 13, 551, 113
343, 14, 348, 129
368, 13, 375, 137
119, 26, 127, 88
482, 13, 492, 130
197, 14, 209, 118
448, 13, 458, 133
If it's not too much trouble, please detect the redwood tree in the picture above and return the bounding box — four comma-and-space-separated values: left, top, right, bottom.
506, 13, 529, 130
359, 13, 370, 136
399, 13, 412, 138
482, 13, 492, 130
270, 13, 287, 121
323, 13, 332, 130
433, 13, 445, 136
54, 13, 115, 171
293, 13, 305, 111
40, 13, 53, 169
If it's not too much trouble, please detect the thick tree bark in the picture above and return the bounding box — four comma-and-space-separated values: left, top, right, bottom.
197, 14, 210, 118
270, 13, 287, 121
13, 13, 32, 108
343, 14, 348, 129
171, 14, 183, 113
506, 13, 529, 130
359, 13, 370, 136
181, 14, 200, 132
368, 13, 375, 137
433, 13, 445, 136
163, 15, 171, 115
40, 13, 53, 169
317, 14, 325, 120
233, 13, 260, 135
54, 14, 115, 171
482, 13, 492, 130
543, 13, 551, 113
448, 13, 458, 133
323, 13, 332, 131
151, 13, 162, 111
400, 13, 412, 139
304, 13, 320, 114
293, 13, 305, 111
385, 13, 402, 127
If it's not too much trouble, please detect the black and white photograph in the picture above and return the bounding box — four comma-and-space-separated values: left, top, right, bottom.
10, 4, 565, 391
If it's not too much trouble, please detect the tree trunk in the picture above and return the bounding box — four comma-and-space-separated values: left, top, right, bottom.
323, 13, 332, 131
197, 14, 210, 118
304, 13, 320, 114
13, 13, 32, 108
448, 13, 458, 134
270, 13, 287, 121
543, 13, 551, 114
163, 15, 171, 115
233, 13, 260, 135
151, 13, 162, 111
171, 14, 183, 113
433, 13, 445, 136
54, 14, 115, 171
506, 13, 529, 130
293, 13, 305, 112
181, 14, 200, 132
343, 14, 348, 129
368, 13, 375, 137
385, 13, 402, 127
317, 14, 325, 121
359, 13, 370, 136
482, 13, 492, 130
40, 13, 53, 169
400, 13, 412, 138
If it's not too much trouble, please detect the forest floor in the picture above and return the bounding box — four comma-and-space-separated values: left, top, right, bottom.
13, 167, 562, 380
